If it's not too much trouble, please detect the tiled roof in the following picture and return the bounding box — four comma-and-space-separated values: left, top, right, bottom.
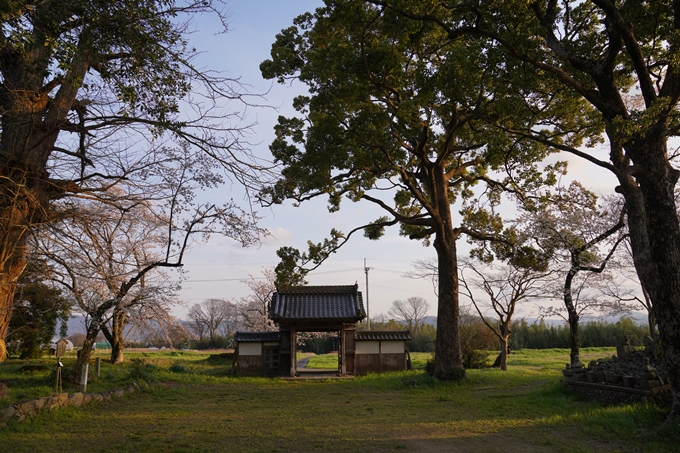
355, 330, 412, 341
269, 284, 366, 323
234, 331, 281, 342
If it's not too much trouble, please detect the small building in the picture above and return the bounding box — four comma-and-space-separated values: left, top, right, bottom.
355, 330, 412, 374
49, 338, 74, 356
234, 284, 412, 377
234, 331, 282, 375
270, 284, 366, 377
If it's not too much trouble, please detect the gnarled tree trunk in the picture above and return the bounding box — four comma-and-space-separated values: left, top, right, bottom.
563, 269, 581, 365
616, 130, 680, 421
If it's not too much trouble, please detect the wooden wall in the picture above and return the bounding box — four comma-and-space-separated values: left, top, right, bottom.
354, 340, 406, 374
237, 354, 264, 375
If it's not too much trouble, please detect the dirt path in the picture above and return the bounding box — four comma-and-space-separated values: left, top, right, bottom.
296, 357, 311, 368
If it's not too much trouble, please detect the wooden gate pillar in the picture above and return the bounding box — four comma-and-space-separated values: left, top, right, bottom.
289, 327, 297, 377
340, 325, 346, 376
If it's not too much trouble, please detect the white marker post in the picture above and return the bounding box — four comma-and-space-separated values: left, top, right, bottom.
80, 363, 89, 393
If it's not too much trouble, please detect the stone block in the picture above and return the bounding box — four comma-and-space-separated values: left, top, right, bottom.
112, 389, 125, 398
68, 392, 84, 407
82, 393, 93, 405
0, 405, 16, 423
13, 399, 36, 415
90, 393, 104, 403
45, 396, 61, 411
33, 397, 46, 410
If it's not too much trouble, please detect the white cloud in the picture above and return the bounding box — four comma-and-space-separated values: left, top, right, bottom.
262, 227, 294, 245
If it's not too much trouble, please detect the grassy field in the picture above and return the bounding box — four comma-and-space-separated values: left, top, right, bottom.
0, 347, 678, 452
304, 351, 433, 369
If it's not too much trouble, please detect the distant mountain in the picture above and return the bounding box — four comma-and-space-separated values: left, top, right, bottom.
422, 316, 437, 326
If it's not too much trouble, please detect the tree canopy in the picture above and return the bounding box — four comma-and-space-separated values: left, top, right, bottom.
260, 0, 560, 379
0, 0, 267, 359
8, 261, 70, 359
365, 0, 680, 421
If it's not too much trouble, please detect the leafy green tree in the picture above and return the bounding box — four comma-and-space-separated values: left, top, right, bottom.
369, 0, 680, 421
260, 0, 557, 380
0, 0, 265, 360
8, 263, 70, 359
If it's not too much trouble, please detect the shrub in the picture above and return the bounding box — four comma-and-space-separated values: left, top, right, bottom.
128, 358, 158, 381
462, 349, 489, 369
169, 363, 187, 373
206, 352, 234, 365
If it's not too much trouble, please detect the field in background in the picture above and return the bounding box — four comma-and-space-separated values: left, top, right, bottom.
303, 351, 433, 369
0, 347, 678, 452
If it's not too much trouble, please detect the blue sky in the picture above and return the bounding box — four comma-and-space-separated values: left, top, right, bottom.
172, 1, 621, 321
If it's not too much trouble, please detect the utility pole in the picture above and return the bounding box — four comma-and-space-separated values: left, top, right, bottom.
364, 258, 372, 330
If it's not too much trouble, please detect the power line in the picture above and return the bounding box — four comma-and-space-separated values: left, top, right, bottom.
370, 283, 435, 298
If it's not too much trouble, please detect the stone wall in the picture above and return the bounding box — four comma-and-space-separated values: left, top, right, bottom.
0, 381, 149, 428
562, 338, 672, 406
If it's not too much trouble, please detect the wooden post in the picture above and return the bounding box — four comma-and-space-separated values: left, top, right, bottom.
289, 327, 296, 377
54, 361, 62, 393
96, 357, 101, 377
340, 326, 346, 376
79, 363, 89, 393
379, 340, 383, 373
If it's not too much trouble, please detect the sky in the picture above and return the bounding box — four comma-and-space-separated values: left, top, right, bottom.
169, 0, 623, 322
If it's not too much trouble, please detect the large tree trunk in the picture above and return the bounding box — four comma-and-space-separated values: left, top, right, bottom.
109, 306, 127, 364
0, 278, 20, 361
617, 130, 680, 421
636, 185, 680, 421
0, 24, 89, 362
429, 142, 465, 381
0, 189, 44, 361
433, 233, 465, 380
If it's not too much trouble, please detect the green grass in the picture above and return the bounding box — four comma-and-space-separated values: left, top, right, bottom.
304, 352, 339, 369
0, 347, 677, 453
304, 351, 433, 369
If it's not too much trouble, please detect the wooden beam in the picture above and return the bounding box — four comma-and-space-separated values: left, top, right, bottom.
290, 327, 297, 377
